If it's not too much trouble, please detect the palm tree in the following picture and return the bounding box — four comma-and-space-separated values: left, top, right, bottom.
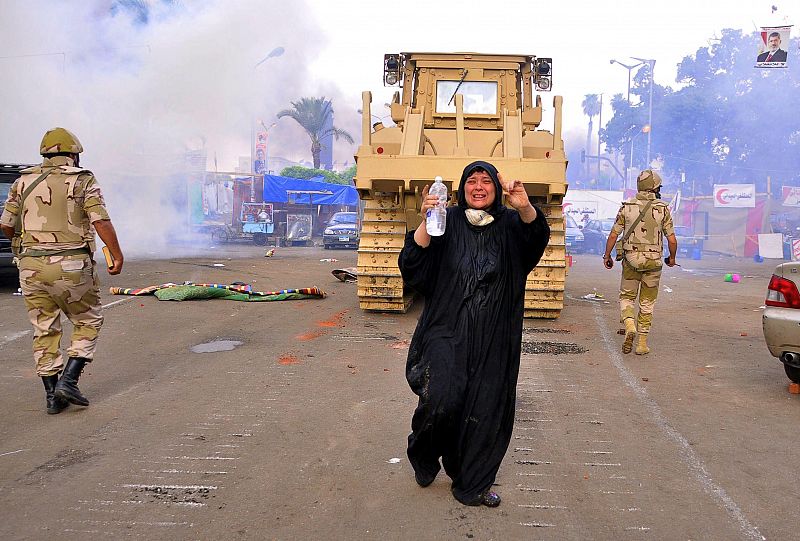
277, 97, 354, 169
581, 94, 601, 181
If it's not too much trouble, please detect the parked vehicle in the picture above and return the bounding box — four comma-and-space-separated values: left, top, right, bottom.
209, 202, 275, 246
323, 211, 359, 249
565, 213, 584, 253
0, 164, 34, 270
582, 218, 614, 255
667, 225, 704, 257
762, 261, 800, 383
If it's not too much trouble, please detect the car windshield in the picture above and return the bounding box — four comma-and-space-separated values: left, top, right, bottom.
601, 219, 615, 231
328, 212, 357, 225
565, 214, 579, 229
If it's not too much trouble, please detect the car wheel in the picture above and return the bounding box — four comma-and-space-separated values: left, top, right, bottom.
785, 364, 800, 383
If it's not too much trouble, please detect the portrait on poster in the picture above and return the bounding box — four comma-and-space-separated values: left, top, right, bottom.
755, 26, 790, 68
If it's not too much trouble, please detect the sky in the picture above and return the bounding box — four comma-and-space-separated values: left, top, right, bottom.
0, 0, 796, 255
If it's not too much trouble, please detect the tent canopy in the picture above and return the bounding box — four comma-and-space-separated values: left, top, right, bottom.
262, 174, 358, 206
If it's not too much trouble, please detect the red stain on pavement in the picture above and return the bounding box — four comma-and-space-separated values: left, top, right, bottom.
296, 330, 326, 341
318, 310, 347, 328
278, 354, 300, 365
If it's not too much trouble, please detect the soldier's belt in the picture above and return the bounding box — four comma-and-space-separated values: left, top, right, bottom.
21, 247, 91, 258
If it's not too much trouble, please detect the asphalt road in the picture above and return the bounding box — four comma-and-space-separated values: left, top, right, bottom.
0, 245, 795, 540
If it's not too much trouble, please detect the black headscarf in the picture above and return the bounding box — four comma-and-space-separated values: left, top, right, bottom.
456, 160, 505, 215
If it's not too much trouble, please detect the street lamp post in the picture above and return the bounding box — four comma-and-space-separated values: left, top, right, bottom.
628, 125, 650, 189
632, 57, 656, 168
597, 93, 603, 187
251, 46, 285, 173
609, 59, 644, 103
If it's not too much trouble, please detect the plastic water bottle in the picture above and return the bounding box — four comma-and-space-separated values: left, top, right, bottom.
426, 176, 448, 236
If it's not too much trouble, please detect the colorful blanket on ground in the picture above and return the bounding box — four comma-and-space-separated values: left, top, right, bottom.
110, 282, 325, 302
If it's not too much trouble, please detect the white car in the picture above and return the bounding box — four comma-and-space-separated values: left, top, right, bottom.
762, 261, 800, 383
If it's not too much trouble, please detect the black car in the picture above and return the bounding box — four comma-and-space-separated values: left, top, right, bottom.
564, 214, 585, 253
323, 211, 360, 249
0, 164, 33, 269
582, 218, 615, 255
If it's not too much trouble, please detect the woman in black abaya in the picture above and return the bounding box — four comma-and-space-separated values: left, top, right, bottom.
398, 161, 550, 507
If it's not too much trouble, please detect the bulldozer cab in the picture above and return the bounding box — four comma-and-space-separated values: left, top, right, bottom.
383, 53, 552, 132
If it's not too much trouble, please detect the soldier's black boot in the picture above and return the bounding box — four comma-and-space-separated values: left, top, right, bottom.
41, 374, 69, 414
54, 357, 90, 407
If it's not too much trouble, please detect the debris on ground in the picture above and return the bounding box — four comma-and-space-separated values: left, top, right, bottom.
663, 286, 673, 293
110, 282, 325, 302
264, 249, 275, 257
332, 268, 358, 283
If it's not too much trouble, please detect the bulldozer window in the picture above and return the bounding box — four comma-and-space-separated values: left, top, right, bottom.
435, 80, 498, 115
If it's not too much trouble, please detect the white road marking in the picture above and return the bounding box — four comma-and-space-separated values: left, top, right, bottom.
102, 297, 131, 309
0, 448, 30, 457
0, 298, 130, 347
0, 330, 30, 346
594, 305, 764, 541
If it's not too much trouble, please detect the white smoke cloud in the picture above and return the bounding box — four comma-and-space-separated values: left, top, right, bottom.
0, 0, 362, 258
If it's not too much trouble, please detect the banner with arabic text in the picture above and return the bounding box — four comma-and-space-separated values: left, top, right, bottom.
713, 184, 755, 208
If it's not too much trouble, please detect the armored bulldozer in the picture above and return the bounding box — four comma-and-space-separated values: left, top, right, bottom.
354, 52, 568, 318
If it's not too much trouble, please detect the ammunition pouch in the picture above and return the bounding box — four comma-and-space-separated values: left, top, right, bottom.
11, 235, 21, 257
614, 240, 623, 261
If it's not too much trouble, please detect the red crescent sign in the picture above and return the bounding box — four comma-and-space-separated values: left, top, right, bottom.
716, 188, 729, 205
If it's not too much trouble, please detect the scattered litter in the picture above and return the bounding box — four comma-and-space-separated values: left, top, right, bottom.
723, 273, 740, 283
332, 268, 358, 283
705, 365, 716, 369
641, 377, 649, 382
740, 332, 748, 337
264, 249, 275, 257
391, 340, 410, 349
320, 258, 338, 262
581, 292, 604, 301
213, 263, 225, 267
387, 458, 402, 464
662, 286, 673, 293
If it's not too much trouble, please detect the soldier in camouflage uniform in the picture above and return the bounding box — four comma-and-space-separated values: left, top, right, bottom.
602, 170, 677, 355
0, 128, 124, 414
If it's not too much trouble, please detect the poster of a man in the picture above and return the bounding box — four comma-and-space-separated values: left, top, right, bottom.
254, 148, 266, 175
756, 27, 790, 67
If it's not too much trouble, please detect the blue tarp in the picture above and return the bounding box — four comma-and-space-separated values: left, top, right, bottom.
261, 174, 359, 206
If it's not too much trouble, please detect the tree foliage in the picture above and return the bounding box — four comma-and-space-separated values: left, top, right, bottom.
277, 97, 355, 169
280, 165, 355, 185
602, 29, 800, 195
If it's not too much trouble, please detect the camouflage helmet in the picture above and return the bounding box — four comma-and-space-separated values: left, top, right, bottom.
40, 127, 83, 155
636, 169, 662, 192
